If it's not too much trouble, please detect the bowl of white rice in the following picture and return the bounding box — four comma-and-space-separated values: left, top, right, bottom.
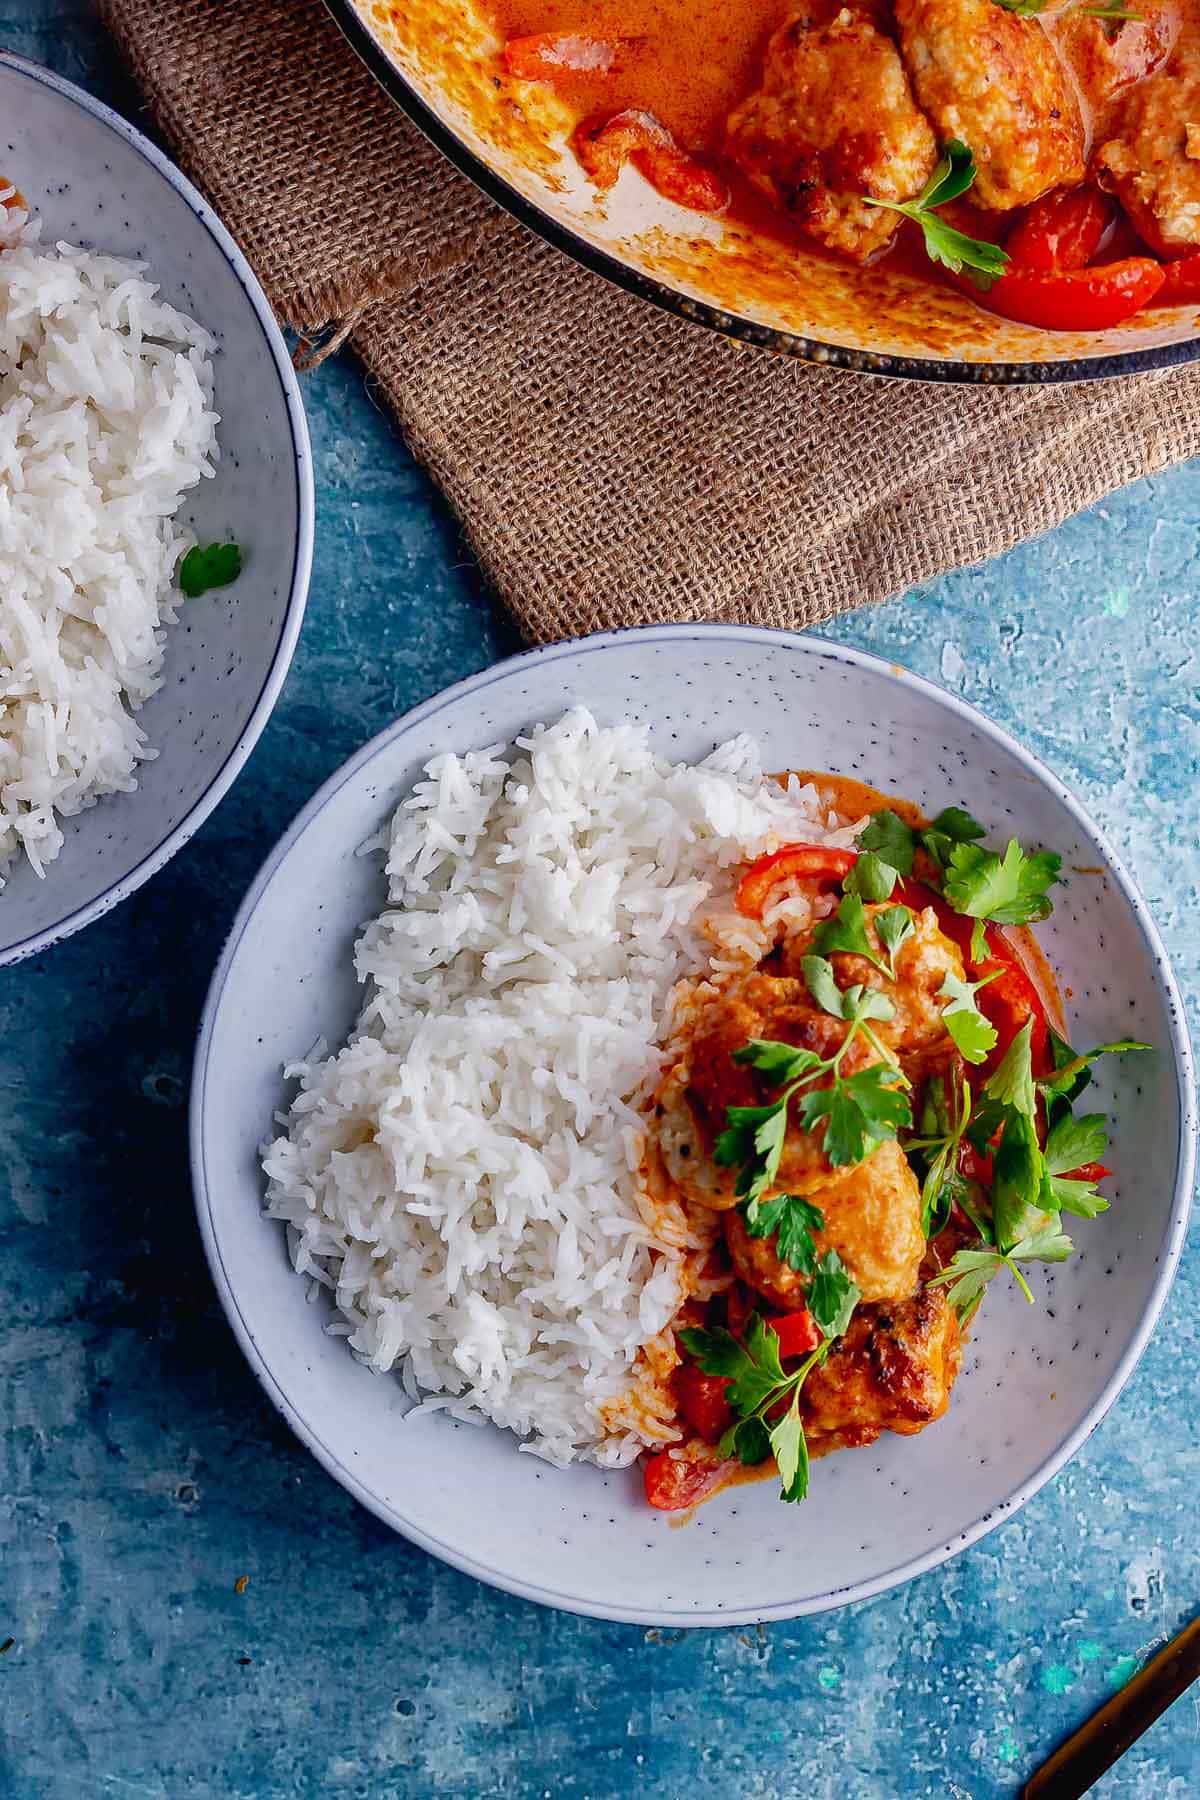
192, 626, 1193, 1625
0, 54, 312, 964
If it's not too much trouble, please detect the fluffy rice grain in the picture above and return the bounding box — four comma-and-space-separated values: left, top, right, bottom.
262, 710, 860, 1467
0, 198, 219, 880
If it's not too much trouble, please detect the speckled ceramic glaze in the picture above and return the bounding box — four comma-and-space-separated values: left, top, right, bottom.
0, 55, 313, 966
192, 627, 1195, 1625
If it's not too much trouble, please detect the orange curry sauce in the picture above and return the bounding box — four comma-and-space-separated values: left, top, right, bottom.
652, 771, 1066, 1515
488, 0, 1194, 313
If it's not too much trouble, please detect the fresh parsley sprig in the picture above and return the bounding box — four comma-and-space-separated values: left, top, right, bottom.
932, 1023, 1147, 1319
927, 1222, 1073, 1324
943, 837, 1062, 961
809, 891, 916, 984
863, 141, 1010, 285
742, 1192, 825, 1273
716, 994, 912, 1200
681, 1262, 860, 1503
937, 967, 1001, 1066
905, 1069, 980, 1238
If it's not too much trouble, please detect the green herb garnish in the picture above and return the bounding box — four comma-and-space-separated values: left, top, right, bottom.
937, 967, 1000, 1066
863, 141, 1010, 285
928, 1222, 1074, 1324
942, 837, 1062, 936
681, 1264, 860, 1503
717, 999, 911, 1195
742, 1193, 825, 1273
809, 892, 914, 982
179, 541, 243, 598
905, 1071, 978, 1238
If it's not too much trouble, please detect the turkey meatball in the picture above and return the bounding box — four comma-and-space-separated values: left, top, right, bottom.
895, 0, 1085, 209
1095, 60, 1200, 255
726, 4, 938, 261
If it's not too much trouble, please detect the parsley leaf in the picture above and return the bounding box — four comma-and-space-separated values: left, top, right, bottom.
1048, 1176, 1110, 1219
744, 1193, 825, 1274
921, 807, 986, 872
937, 968, 1000, 1066
840, 984, 897, 1026
858, 810, 915, 875
1040, 1037, 1150, 1105
1045, 1112, 1108, 1175
797, 1063, 911, 1167
685, 1298, 857, 1505
875, 904, 915, 975
810, 892, 882, 967
801, 954, 848, 1020
732, 1039, 823, 1083
863, 142, 1010, 283
983, 1017, 1037, 1119
927, 1246, 1001, 1321
721, 1415, 772, 1466
942, 837, 1062, 928
928, 1222, 1073, 1321
845, 852, 899, 903
680, 1318, 782, 1416
990, 1109, 1047, 1251
1008, 1222, 1074, 1264
179, 541, 243, 598
770, 1407, 809, 1503
808, 1250, 860, 1339
994, 0, 1046, 12
906, 1071, 975, 1237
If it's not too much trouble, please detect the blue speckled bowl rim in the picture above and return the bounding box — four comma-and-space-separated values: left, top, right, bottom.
0, 52, 315, 969
191, 625, 1197, 1626
323, 0, 1200, 387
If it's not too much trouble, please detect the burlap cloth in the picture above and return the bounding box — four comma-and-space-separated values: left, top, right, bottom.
101, 0, 1200, 641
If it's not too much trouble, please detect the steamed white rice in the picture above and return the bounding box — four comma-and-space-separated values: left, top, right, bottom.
0, 189, 219, 881
261, 709, 861, 1467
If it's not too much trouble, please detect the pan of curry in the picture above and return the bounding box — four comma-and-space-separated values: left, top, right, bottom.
331, 0, 1200, 377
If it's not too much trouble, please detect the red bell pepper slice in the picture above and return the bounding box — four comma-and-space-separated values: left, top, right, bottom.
573, 110, 729, 214
735, 845, 859, 918
766, 1307, 822, 1360
1058, 1161, 1112, 1184
1005, 187, 1113, 275
958, 1140, 994, 1185
1159, 254, 1200, 307
897, 878, 1050, 1077
674, 1363, 733, 1444
503, 32, 623, 81
975, 258, 1165, 332
643, 1449, 732, 1510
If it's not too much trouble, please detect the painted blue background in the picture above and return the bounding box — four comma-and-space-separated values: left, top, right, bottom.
1, 7, 1197, 1795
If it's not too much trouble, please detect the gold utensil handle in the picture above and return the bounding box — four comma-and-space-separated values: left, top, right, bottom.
1024, 1615, 1200, 1800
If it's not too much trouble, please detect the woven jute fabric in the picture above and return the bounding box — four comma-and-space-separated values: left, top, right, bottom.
103, 0, 1200, 642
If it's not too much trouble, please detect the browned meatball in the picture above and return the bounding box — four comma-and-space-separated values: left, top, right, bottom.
801, 1287, 962, 1443
726, 5, 938, 262
779, 900, 966, 1065
723, 1136, 925, 1306
656, 971, 883, 1206
895, 0, 1085, 209
1095, 60, 1200, 256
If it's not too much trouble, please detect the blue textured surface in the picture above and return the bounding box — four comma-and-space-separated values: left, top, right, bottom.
1, 7, 1197, 1797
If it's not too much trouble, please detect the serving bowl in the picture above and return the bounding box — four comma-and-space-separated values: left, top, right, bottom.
0, 54, 313, 966
329, 0, 1200, 382
192, 626, 1195, 1624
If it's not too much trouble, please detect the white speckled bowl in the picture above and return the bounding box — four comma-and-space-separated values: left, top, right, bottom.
0, 55, 313, 966
192, 628, 1195, 1625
